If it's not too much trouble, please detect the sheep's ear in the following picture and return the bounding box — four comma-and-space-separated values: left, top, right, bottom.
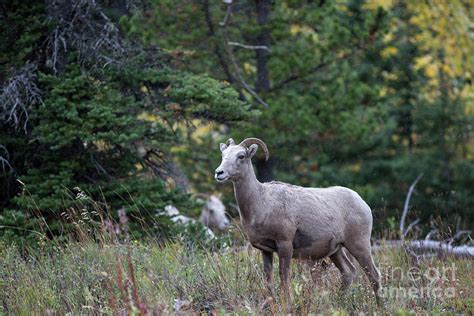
220, 143, 228, 152
247, 144, 258, 159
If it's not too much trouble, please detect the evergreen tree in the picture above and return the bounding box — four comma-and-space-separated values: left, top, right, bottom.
126, 0, 393, 221
0, 0, 254, 241
126, 0, 473, 232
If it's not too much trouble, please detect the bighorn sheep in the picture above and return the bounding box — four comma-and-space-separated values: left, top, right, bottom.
161, 195, 230, 237
215, 138, 381, 302
199, 195, 230, 232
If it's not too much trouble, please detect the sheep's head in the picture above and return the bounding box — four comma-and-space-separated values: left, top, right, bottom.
215, 138, 269, 183
199, 195, 230, 231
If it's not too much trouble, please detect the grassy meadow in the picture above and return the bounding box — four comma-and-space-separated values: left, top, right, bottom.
2, 1, 473, 315
1, 226, 472, 315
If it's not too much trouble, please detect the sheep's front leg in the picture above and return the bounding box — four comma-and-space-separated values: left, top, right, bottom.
276, 240, 293, 293
262, 250, 273, 286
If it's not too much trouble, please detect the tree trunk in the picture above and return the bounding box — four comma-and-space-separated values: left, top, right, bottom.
438, 56, 452, 186
255, 0, 271, 92
256, 156, 274, 183
202, 0, 236, 85
400, 109, 414, 152
254, 0, 274, 182
163, 157, 190, 193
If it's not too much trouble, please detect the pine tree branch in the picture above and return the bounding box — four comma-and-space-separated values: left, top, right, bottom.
271, 9, 384, 92
270, 51, 355, 92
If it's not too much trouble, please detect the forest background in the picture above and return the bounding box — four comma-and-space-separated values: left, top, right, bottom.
1, 0, 472, 243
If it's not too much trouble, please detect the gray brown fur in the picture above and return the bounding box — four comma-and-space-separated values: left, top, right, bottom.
199, 195, 230, 232
215, 138, 381, 302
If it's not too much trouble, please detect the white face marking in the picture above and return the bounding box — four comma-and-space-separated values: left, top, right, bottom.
215, 145, 248, 182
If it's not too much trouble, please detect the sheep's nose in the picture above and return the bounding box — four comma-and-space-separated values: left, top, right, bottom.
215, 170, 224, 176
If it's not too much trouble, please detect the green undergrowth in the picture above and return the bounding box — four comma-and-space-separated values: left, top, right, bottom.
1, 235, 472, 315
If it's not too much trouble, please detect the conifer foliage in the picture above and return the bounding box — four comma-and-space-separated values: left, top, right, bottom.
0, 0, 254, 241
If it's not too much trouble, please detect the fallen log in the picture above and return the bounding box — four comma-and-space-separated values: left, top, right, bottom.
372, 240, 474, 258
409, 240, 474, 258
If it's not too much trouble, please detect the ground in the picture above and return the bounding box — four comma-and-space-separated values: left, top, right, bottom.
1, 234, 472, 315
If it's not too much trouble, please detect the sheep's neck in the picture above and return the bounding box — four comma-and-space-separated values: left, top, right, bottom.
233, 165, 262, 223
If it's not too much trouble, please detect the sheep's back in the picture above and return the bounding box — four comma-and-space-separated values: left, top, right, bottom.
263, 182, 372, 237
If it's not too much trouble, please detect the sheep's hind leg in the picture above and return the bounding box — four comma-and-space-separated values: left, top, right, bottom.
345, 242, 382, 304
262, 250, 273, 286
330, 247, 356, 291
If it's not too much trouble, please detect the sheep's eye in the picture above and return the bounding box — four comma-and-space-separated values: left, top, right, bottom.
209, 209, 214, 214
238, 155, 245, 160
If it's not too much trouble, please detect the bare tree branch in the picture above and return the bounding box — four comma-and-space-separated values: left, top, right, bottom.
448, 230, 471, 246
0, 63, 43, 131
219, 0, 233, 27
201, 0, 236, 85
425, 228, 438, 241
220, 1, 269, 108
44, 0, 132, 72
2, 0, 145, 131
224, 40, 269, 108
0, 145, 13, 174
403, 218, 420, 238
142, 149, 190, 192
90, 154, 112, 180
400, 173, 423, 241
227, 41, 271, 52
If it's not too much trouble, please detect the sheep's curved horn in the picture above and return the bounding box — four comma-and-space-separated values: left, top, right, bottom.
239, 138, 269, 161
226, 138, 235, 146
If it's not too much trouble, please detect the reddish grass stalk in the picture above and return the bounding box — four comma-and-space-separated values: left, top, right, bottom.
115, 257, 131, 313
106, 277, 118, 314
127, 246, 147, 315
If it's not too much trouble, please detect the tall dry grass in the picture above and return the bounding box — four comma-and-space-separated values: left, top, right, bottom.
1, 190, 472, 314
1, 234, 472, 314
